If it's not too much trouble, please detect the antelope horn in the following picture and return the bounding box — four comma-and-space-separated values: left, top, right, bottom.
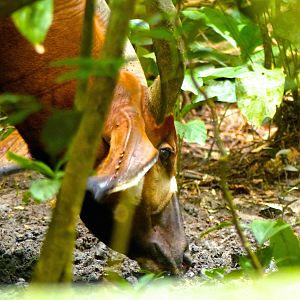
96, 0, 147, 86
145, 0, 185, 123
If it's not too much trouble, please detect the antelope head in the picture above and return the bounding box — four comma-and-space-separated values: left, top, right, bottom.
80, 69, 190, 274
79, 0, 190, 274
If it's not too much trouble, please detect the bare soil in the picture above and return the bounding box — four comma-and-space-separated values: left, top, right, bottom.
1, 104, 300, 286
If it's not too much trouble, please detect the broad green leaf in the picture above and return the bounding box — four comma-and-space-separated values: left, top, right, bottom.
239, 255, 255, 274
134, 273, 157, 290
175, 120, 206, 144
236, 67, 285, 126
7, 152, 55, 178
136, 47, 158, 78
41, 109, 81, 158
202, 268, 225, 279
129, 20, 173, 44
200, 65, 250, 80
188, 43, 241, 66
142, 52, 156, 61
129, 19, 152, 46
230, 9, 262, 55
270, 220, 300, 268
12, 0, 53, 47
197, 7, 261, 61
181, 10, 204, 21
0, 94, 40, 125
256, 246, 273, 268
250, 220, 290, 246
30, 178, 61, 202
180, 101, 204, 119
199, 7, 239, 48
181, 69, 203, 95
273, 10, 300, 48
195, 79, 236, 103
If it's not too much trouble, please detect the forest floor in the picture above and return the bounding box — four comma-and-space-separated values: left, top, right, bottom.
1, 104, 300, 286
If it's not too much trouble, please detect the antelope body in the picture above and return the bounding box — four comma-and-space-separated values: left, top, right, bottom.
0, 0, 189, 273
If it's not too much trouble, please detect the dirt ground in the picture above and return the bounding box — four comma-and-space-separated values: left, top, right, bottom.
1, 104, 300, 286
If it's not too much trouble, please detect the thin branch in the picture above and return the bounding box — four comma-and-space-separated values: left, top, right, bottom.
75, 0, 96, 111
181, 26, 263, 273
207, 99, 263, 275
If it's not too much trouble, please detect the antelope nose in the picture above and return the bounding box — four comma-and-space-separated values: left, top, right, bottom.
149, 236, 191, 275
183, 250, 192, 270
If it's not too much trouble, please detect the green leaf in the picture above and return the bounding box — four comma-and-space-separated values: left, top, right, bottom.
181, 69, 203, 94
250, 220, 290, 246
135, 273, 157, 290
7, 152, 55, 178
273, 10, 300, 48
129, 19, 173, 45
196, 7, 261, 61
41, 110, 81, 158
200, 65, 250, 80
256, 246, 273, 268
202, 268, 225, 279
181, 10, 204, 21
270, 220, 300, 268
30, 178, 61, 202
199, 7, 239, 48
136, 47, 158, 78
0, 94, 41, 125
180, 101, 204, 119
129, 19, 152, 46
187, 43, 241, 66
195, 79, 236, 103
239, 255, 255, 274
175, 120, 206, 144
230, 9, 262, 61
236, 66, 285, 126
12, 0, 53, 46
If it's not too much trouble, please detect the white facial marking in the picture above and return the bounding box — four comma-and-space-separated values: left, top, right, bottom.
169, 176, 178, 193
109, 155, 158, 194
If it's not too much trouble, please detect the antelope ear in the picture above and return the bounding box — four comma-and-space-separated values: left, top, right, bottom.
86, 115, 158, 202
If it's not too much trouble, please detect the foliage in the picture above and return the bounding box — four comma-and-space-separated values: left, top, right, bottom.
1, 0, 300, 286
7, 152, 64, 203
248, 219, 300, 272
175, 120, 206, 145
0, 94, 41, 125
12, 0, 53, 51
200, 218, 300, 279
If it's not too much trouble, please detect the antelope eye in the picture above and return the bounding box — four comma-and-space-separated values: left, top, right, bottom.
159, 147, 172, 163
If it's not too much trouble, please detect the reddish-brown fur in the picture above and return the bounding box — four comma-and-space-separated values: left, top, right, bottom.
0, 0, 189, 273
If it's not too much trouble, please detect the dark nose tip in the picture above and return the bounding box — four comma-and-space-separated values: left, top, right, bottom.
150, 241, 191, 275
182, 251, 192, 270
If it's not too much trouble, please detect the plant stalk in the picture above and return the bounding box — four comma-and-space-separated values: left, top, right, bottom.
32, 0, 136, 283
